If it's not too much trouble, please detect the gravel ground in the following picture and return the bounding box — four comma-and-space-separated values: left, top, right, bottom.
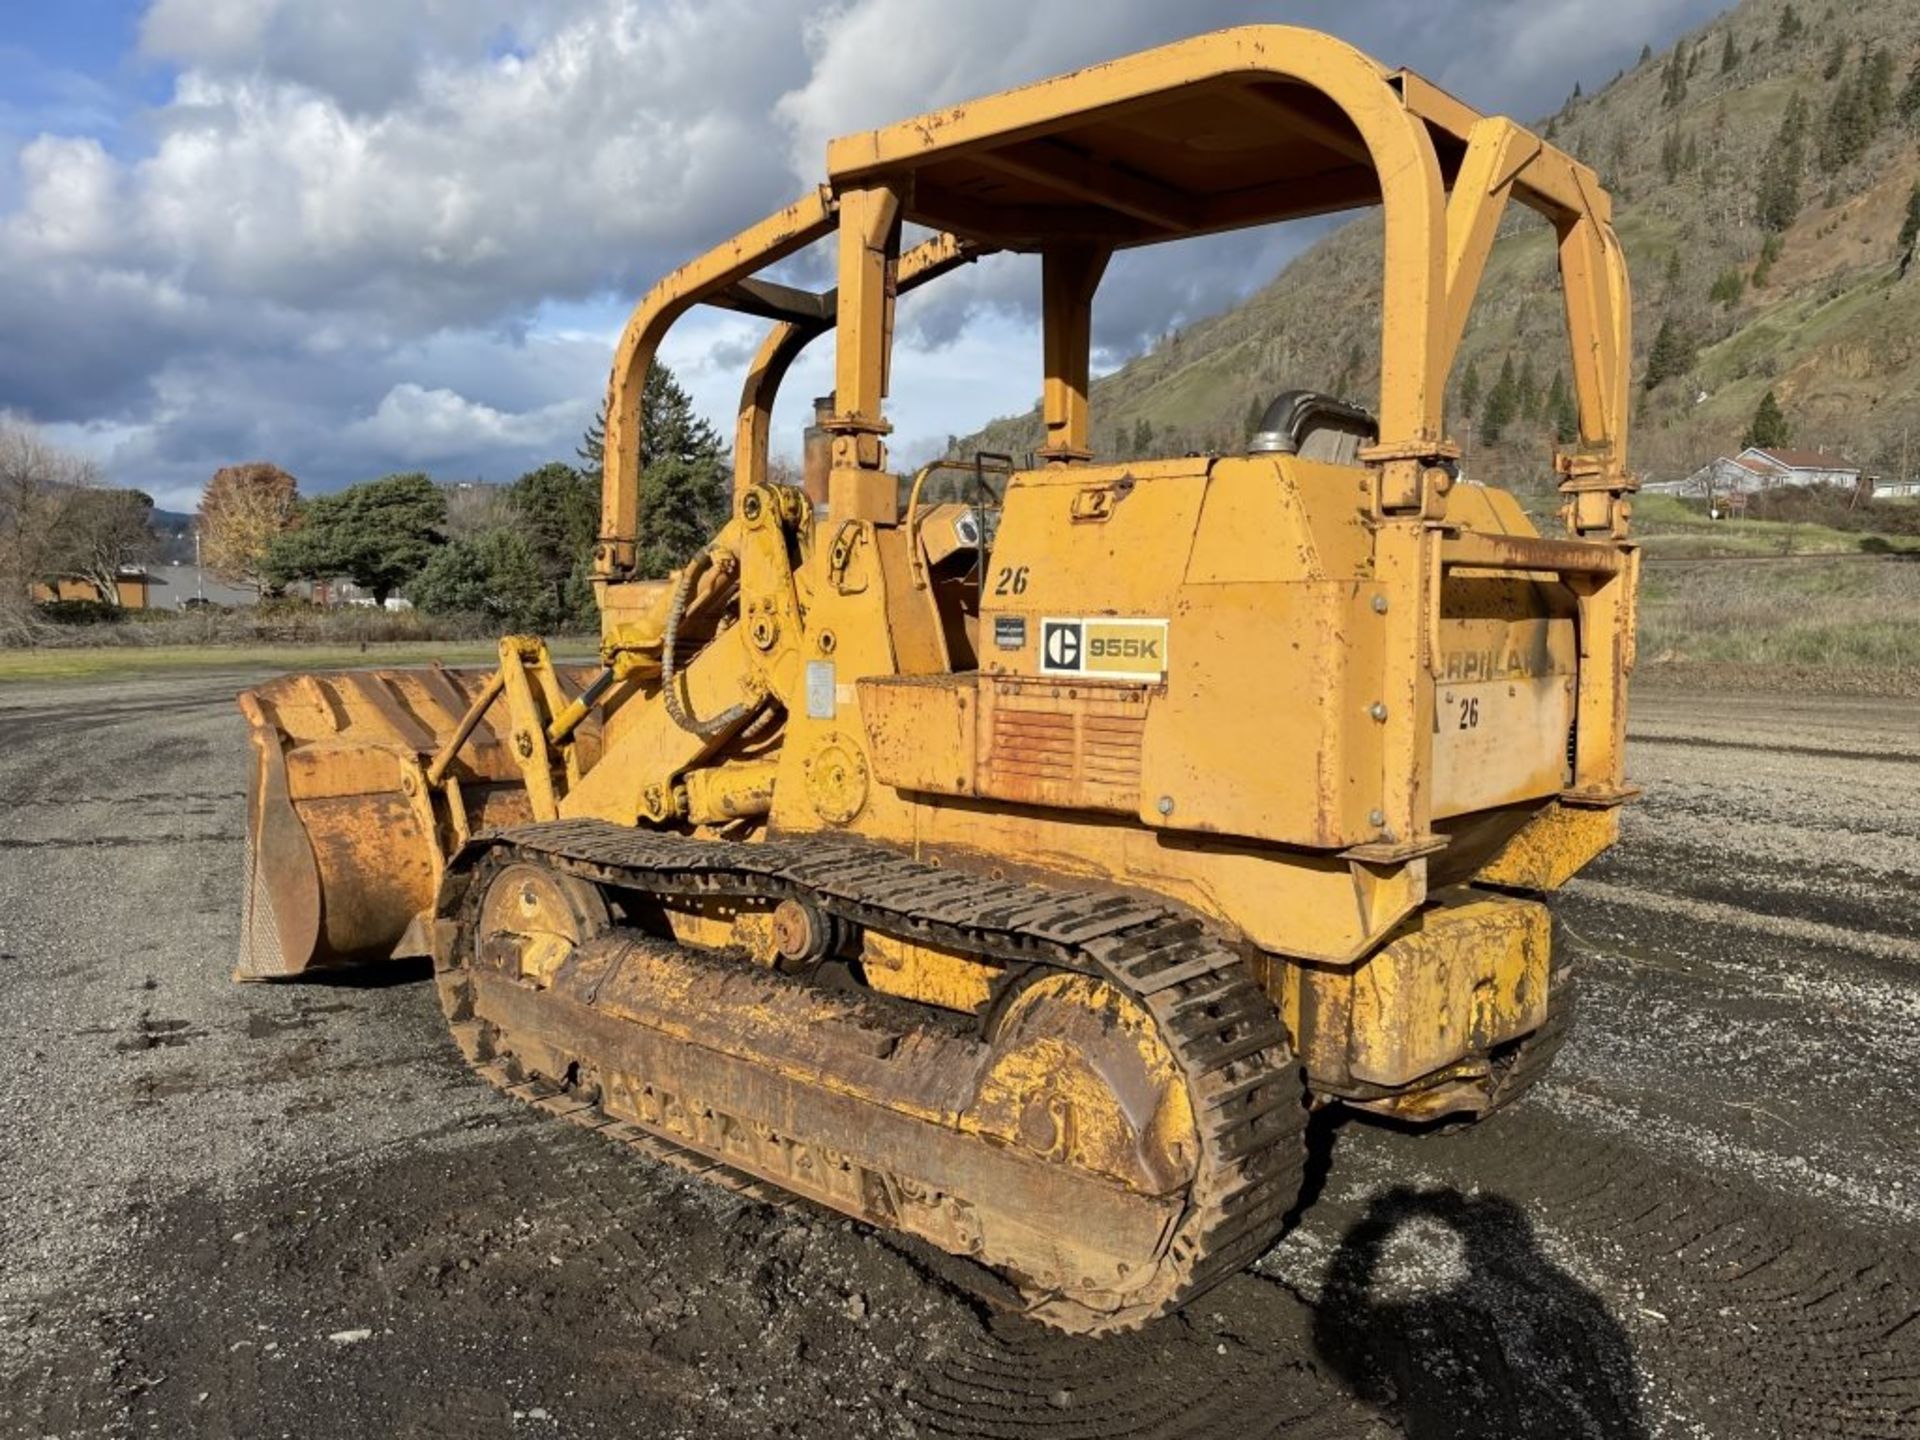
1, 671, 1916, 1439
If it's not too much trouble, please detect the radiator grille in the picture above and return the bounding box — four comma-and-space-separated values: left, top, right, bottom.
985, 698, 1144, 811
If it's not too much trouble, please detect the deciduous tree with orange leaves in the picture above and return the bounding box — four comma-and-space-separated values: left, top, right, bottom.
199, 462, 298, 597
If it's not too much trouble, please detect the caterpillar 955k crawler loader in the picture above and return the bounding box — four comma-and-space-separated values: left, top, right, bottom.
237, 26, 1638, 1334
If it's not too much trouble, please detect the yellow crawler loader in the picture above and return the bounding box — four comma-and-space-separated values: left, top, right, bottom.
237, 26, 1638, 1334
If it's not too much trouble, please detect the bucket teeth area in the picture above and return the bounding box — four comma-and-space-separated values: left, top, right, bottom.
233, 665, 597, 975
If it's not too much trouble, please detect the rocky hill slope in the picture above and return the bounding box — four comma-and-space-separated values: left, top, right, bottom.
964, 0, 1920, 488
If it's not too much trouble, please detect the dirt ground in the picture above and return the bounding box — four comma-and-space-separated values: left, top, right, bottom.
1, 670, 1916, 1439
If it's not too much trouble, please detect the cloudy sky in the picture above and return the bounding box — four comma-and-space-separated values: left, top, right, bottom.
1, 0, 1730, 513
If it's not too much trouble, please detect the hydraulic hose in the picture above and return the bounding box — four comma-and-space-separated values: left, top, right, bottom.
660, 546, 752, 739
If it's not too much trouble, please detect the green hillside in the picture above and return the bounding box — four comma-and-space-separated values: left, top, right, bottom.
963, 0, 1920, 492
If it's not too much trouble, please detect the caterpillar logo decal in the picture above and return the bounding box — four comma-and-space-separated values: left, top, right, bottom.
1038, 617, 1169, 682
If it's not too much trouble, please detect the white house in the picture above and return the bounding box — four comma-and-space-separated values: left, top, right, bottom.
1651, 447, 1862, 499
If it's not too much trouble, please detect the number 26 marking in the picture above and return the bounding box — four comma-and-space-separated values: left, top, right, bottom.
1458, 697, 1480, 729
993, 565, 1029, 595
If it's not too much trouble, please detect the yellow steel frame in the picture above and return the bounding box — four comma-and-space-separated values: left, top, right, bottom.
600, 26, 1632, 538
732, 232, 987, 493
577, 21, 1636, 845
599, 190, 837, 576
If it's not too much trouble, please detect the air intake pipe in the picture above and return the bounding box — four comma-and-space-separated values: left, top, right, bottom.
1248, 389, 1379, 463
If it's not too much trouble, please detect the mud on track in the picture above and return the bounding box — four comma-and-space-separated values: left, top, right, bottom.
1, 671, 1916, 1438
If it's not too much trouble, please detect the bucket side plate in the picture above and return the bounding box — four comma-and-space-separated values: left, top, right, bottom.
235, 666, 556, 978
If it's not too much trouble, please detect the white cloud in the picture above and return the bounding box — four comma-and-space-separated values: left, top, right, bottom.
775, 0, 1168, 182
138, 0, 597, 112
0, 0, 1726, 500
8, 135, 120, 256
139, 0, 276, 68
124, 1, 815, 326
346, 383, 587, 463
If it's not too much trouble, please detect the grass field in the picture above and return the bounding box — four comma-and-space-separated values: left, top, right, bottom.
1498, 494, 1920, 692
1638, 550, 1920, 693
1631, 493, 1920, 559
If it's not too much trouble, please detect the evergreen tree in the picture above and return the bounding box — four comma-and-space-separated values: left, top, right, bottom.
577, 403, 605, 482
1516, 353, 1541, 420
1643, 316, 1695, 391
638, 364, 724, 471
266, 473, 446, 605
1480, 357, 1519, 443
1900, 57, 1920, 125
1710, 267, 1746, 306
1756, 94, 1810, 231
1458, 359, 1483, 420
1777, 5, 1802, 42
577, 364, 724, 480
638, 367, 728, 580
409, 530, 553, 631
1663, 248, 1685, 296
1753, 232, 1784, 287
1548, 372, 1580, 445
1639, 42, 1654, 65
1661, 129, 1686, 182
1663, 41, 1690, 108
1132, 418, 1154, 455
575, 364, 729, 580
1861, 46, 1896, 129
1720, 31, 1740, 74
1898, 183, 1920, 266
1743, 390, 1793, 449
1821, 76, 1870, 169
1822, 35, 1847, 80
509, 462, 599, 624
636, 455, 731, 579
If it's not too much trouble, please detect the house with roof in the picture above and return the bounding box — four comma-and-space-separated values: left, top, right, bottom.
30, 567, 161, 608
1647, 447, 1863, 500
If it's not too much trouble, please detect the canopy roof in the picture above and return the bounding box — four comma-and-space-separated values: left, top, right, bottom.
596, 26, 1633, 580
825, 27, 1605, 249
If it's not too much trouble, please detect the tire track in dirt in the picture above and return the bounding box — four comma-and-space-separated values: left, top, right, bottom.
4, 677, 1918, 1438
1429, 1110, 1920, 1439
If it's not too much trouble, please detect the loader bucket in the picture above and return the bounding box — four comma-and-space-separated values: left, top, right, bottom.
235, 666, 594, 979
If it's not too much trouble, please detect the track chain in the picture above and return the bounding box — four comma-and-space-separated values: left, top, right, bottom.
435, 818, 1309, 1332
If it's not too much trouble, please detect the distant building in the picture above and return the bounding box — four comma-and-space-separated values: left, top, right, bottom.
301, 577, 412, 611
1736, 448, 1863, 488
30, 568, 159, 608
1647, 447, 1863, 499
164, 562, 257, 608
1874, 476, 1920, 499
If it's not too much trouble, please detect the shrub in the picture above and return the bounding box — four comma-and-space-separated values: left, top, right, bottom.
34, 599, 123, 625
